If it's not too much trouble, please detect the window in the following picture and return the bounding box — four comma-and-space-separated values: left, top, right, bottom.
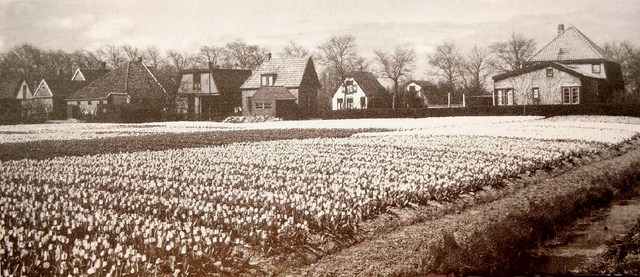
255, 102, 264, 109
562, 87, 580, 105
88, 100, 92, 105
21, 85, 27, 99
496, 89, 514, 106
344, 80, 356, 93
337, 98, 343, 109
193, 74, 201, 90
360, 97, 366, 108
546, 68, 554, 77
247, 97, 252, 111
532, 87, 540, 99
592, 64, 601, 74
77, 101, 81, 105
346, 98, 354, 109
261, 74, 276, 86
408, 85, 416, 92
263, 102, 272, 109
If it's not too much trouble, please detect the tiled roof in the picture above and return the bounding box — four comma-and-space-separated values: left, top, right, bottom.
252, 86, 296, 101
69, 60, 167, 100
241, 57, 310, 89
529, 26, 609, 62
35, 79, 88, 99
343, 71, 388, 97
211, 69, 252, 95
78, 68, 110, 83
0, 79, 22, 99
493, 61, 606, 81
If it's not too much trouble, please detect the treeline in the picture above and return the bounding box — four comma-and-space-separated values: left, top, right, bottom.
1, 35, 639, 113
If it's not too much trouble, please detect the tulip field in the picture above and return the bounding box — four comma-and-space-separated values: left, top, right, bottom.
2, 116, 640, 275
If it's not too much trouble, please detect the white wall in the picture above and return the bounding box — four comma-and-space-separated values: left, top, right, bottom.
495, 67, 581, 105
332, 78, 368, 110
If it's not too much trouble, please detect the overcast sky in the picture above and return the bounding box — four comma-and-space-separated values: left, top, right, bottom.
1, 0, 639, 78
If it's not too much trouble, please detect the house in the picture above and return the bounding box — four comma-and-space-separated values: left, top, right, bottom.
331, 71, 391, 110
32, 78, 88, 119
175, 64, 251, 118
492, 24, 625, 106
248, 86, 297, 117
402, 80, 437, 108
66, 58, 168, 120
240, 54, 320, 118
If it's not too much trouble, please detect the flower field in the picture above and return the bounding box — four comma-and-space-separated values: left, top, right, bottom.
2, 116, 640, 275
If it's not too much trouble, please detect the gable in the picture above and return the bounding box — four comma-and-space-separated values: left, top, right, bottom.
71, 69, 86, 81
16, 80, 32, 100
33, 80, 53, 98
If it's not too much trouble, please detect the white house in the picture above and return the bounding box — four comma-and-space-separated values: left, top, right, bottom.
331, 71, 391, 110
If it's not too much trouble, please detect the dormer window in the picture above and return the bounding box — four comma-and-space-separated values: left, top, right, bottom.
592, 64, 601, 74
261, 74, 276, 86
344, 80, 357, 93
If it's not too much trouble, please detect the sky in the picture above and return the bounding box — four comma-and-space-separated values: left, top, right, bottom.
1, 0, 639, 79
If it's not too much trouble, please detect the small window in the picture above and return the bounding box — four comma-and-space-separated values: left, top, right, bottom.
88, 100, 92, 105
532, 87, 540, 99
345, 80, 353, 86
562, 87, 580, 105
546, 68, 554, 77
77, 101, 81, 105
261, 74, 276, 86
360, 97, 366, 108
592, 64, 601, 74
346, 98, 354, 109
264, 102, 272, 109
337, 98, 343, 109
408, 85, 416, 92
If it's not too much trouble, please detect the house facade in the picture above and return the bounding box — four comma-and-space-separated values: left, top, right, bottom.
240, 55, 320, 118
32, 79, 88, 119
331, 71, 391, 110
66, 58, 167, 120
492, 24, 624, 106
175, 65, 251, 118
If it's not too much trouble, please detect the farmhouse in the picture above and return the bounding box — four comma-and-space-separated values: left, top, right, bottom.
492, 24, 625, 106
332, 71, 391, 110
401, 80, 437, 108
240, 54, 320, 118
175, 64, 251, 118
66, 58, 168, 119
32, 78, 88, 119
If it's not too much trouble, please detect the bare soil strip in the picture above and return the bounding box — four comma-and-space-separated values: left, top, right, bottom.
283, 140, 640, 276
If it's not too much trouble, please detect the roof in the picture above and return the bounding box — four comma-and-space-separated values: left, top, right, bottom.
69, 60, 167, 100
75, 68, 110, 83
36, 79, 88, 99
343, 71, 388, 97
180, 68, 252, 94
493, 61, 606, 81
241, 57, 311, 89
402, 80, 436, 90
252, 86, 296, 101
0, 79, 22, 99
529, 26, 610, 62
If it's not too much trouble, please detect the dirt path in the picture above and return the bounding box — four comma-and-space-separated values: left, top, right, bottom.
284, 142, 640, 276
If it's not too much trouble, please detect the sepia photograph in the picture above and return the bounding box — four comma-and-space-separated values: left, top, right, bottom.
1, 0, 640, 276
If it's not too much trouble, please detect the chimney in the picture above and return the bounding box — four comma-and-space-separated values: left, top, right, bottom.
265, 52, 272, 62
101, 61, 107, 70
137, 57, 143, 63
557, 24, 565, 35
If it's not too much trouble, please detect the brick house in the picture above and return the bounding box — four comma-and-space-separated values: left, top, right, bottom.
332, 71, 391, 110
176, 64, 251, 118
492, 24, 625, 106
66, 58, 168, 120
240, 55, 320, 118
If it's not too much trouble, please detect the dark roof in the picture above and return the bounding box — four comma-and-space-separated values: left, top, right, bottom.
0, 79, 22, 99
75, 68, 110, 83
69, 60, 167, 100
402, 80, 436, 90
493, 61, 606, 81
34, 79, 88, 99
529, 26, 610, 62
211, 69, 252, 95
342, 71, 388, 97
252, 86, 296, 101
241, 57, 311, 89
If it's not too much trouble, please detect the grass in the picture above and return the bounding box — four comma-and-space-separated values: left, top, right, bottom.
0, 128, 385, 161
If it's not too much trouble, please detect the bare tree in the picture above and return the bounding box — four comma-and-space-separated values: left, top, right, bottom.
122, 45, 140, 60
280, 41, 310, 58
374, 45, 416, 108
166, 50, 193, 72
317, 35, 367, 110
460, 46, 491, 95
604, 41, 640, 98
489, 32, 537, 72
223, 39, 268, 69
101, 45, 126, 69
143, 46, 163, 69
428, 41, 463, 93
198, 45, 225, 68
